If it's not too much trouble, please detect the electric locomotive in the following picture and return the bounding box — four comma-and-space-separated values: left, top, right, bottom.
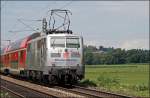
0, 9, 85, 84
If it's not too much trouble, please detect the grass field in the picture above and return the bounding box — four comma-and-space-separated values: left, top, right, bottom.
80, 64, 149, 97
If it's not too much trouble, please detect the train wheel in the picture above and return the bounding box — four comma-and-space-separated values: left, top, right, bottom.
49, 75, 57, 85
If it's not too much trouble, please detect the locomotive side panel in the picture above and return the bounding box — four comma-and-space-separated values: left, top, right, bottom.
26, 37, 47, 72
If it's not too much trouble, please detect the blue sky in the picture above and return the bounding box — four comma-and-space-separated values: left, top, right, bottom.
1, 1, 149, 49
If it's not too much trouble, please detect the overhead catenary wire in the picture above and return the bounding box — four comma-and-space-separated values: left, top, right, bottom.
18, 18, 42, 22
17, 19, 38, 32
59, 1, 73, 9
8, 29, 37, 33
7, 1, 73, 36
46, 1, 73, 19
8, 18, 41, 34
1, 40, 11, 47
4, 1, 64, 42
44, 1, 57, 18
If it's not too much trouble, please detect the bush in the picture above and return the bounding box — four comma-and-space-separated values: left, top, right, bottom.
80, 79, 97, 87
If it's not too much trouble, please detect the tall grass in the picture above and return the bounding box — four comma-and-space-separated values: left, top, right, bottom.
84, 64, 149, 97
96, 75, 149, 92
97, 75, 120, 87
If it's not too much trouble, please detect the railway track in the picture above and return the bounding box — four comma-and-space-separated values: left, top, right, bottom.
0, 75, 83, 98
73, 85, 134, 98
1, 85, 25, 98
54, 85, 134, 98
0, 75, 135, 98
1, 79, 57, 98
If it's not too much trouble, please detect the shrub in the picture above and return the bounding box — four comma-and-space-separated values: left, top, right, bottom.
80, 79, 97, 87
132, 84, 149, 91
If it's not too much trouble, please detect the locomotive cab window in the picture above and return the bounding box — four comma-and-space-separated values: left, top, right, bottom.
66, 38, 80, 48
50, 37, 80, 48
51, 37, 65, 48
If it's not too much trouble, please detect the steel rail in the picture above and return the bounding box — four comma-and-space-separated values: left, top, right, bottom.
54, 86, 103, 98
0, 75, 83, 98
1, 86, 25, 98
0, 78, 58, 98
54, 85, 135, 98
72, 85, 134, 98
0, 74, 135, 98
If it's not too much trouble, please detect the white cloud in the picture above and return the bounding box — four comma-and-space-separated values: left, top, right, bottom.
120, 39, 149, 50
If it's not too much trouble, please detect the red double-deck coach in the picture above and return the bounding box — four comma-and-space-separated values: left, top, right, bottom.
0, 33, 40, 75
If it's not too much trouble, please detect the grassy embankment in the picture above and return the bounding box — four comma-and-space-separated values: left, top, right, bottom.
80, 64, 149, 97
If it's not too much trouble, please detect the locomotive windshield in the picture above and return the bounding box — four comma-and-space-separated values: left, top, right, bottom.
66, 38, 80, 48
51, 37, 65, 47
51, 37, 80, 48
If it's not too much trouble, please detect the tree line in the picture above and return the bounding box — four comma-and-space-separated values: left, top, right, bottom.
84, 45, 149, 65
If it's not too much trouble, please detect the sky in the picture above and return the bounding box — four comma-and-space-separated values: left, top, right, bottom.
1, 1, 149, 49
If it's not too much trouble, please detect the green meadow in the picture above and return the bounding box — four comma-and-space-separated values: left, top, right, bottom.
80, 64, 149, 97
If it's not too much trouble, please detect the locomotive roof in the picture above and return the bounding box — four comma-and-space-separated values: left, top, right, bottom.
1, 33, 81, 55
47, 33, 81, 37
1, 32, 41, 54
